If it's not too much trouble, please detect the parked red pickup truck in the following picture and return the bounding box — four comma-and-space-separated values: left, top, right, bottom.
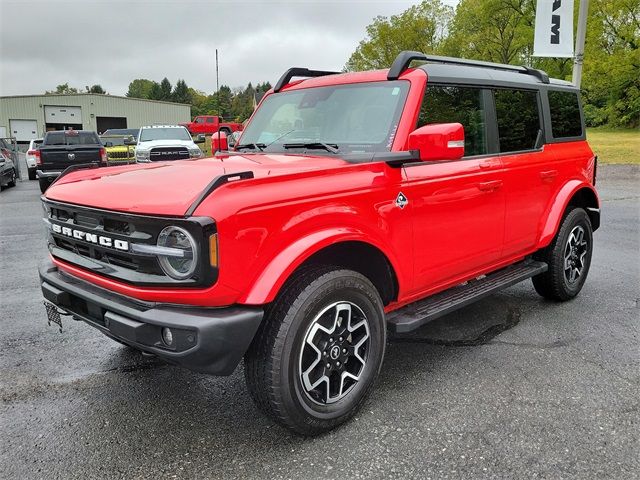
39, 52, 599, 436
180, 116, 243, 135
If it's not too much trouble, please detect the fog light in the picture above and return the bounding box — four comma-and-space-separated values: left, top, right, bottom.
162, 327, 173, 346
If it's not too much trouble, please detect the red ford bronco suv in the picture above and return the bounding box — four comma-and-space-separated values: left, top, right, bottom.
39, 52, 599, 435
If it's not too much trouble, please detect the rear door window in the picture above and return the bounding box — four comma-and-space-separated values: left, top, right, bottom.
494, 89, 541, 153
548, 90, 582, 138
418, 85, 488, 157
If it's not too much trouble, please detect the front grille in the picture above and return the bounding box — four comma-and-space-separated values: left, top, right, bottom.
149, 147, 189, 161
107, 150, 132, 160
43, 200, 216, 287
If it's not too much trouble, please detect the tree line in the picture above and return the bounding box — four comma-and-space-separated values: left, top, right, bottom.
44, 78, 271, 123
346, 0, 639, 128
125, 77, 272, 122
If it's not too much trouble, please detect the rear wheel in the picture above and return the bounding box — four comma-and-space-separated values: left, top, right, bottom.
39, 177, 49, 193
533, 208, 593, 301
244, 266, 386, 435
28, 168, 36, 181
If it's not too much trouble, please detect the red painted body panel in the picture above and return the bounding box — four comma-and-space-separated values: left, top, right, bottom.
44, 67, 599, 312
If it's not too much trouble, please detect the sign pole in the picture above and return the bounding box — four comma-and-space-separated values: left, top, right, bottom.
572, 0, 589, 88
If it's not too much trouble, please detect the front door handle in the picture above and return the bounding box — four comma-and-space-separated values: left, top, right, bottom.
540, 170, 558, 181
478, 180, 503, 192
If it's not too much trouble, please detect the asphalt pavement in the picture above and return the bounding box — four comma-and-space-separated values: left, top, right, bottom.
1, 165, 638, 479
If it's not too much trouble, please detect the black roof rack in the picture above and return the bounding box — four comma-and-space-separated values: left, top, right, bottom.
273, 68, 340, 93
387, 51, 550, 84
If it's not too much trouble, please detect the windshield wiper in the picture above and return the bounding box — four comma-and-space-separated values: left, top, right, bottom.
282, 142, 339, 154
235, 143, 265, 152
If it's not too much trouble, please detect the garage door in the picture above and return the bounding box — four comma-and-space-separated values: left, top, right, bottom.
9, 119, 38, 142
44, 106, 82, 124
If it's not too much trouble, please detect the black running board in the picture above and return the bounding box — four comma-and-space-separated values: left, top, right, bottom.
386, 260, 548, 333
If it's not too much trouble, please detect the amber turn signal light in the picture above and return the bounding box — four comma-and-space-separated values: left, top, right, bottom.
209, 233, 218, 268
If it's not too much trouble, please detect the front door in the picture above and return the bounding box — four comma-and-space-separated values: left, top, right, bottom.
402, 84, 505, 296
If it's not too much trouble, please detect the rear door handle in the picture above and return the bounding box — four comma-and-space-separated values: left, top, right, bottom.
540, 170, 558, 181
478, 180, 503, 192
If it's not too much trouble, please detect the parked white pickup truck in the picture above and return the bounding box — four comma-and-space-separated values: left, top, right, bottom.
134, 125, 205, 163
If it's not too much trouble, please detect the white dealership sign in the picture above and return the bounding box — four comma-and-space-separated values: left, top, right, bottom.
533, 0, 575, 57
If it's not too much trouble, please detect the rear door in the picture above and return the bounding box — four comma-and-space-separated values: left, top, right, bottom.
402, 85, 506, 295
494, 88, 556, 257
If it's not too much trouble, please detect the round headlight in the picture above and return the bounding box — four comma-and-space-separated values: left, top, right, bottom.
157, 226, 198, 280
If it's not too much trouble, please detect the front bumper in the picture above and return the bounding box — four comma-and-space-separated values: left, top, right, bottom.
36, 170, 62, 181
39, 260, 264, 375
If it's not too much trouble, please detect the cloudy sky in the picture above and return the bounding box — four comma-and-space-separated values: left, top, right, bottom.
0, 0, 458, 97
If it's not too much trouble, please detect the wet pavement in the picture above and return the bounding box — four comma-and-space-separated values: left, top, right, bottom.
1, 165, 638, 479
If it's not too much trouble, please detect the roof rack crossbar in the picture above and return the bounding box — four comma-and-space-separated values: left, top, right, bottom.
273, 68, 340, 93
387, 51, 549, 84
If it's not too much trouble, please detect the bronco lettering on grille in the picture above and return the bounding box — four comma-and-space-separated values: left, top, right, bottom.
50, 223, 129, 251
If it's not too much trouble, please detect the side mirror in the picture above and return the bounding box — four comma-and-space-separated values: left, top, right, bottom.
211, 132, 228, 152
194, 134, 206, 144
124, 137, 136, 146
408, 123, 465, 161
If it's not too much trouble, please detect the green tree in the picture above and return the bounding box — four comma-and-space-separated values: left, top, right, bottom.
148, 82, 164, 101
172, 79, 192, 104
126, 79, 157, 99
443, 0, 532, 64
345, 0, 453, 71
189, 88, 209, 117
158, 77, 172, 101
85, 84, 106, 94
45, 83, 80, 94
581, 0, 639, 127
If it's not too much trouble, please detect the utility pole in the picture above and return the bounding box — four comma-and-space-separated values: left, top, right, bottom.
215, 48, 221, 153
572, 0, 590, 88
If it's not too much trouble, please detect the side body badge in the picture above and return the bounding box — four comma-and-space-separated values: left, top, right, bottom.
395, 192, 408, 209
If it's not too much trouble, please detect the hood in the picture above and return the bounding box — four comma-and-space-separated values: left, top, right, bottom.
136, 139, 196, 150
44, 153, 347, 216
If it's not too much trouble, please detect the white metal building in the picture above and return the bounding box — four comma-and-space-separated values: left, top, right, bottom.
0, 94, 191, 142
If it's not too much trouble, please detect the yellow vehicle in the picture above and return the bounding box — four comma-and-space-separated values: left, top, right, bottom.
99, 135, 136, 165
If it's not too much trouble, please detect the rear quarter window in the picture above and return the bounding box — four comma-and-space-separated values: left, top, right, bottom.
548, 90, 583, 138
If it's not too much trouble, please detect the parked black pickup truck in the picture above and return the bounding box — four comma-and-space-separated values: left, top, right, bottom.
37, 130, 107, 193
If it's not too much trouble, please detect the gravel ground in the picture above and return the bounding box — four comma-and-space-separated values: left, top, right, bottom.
0, 165, 638, 479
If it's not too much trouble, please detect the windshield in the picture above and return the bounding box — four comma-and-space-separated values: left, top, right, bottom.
100, 136, 128, 146
139, 127, 192, 142
238, 81, 409, 154
104, 128, 139, 139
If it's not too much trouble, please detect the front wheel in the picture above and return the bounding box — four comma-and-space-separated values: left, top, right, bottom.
244, 267, 386, 435
533, 208, 593, 301
7, 169, 17, 188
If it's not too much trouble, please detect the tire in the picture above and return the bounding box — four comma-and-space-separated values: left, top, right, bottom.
8, 169, 16, 187
39, 177, 49, 193
244, 266, 386, 436
28, 168, 36, 181
532, 208, 593, 301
